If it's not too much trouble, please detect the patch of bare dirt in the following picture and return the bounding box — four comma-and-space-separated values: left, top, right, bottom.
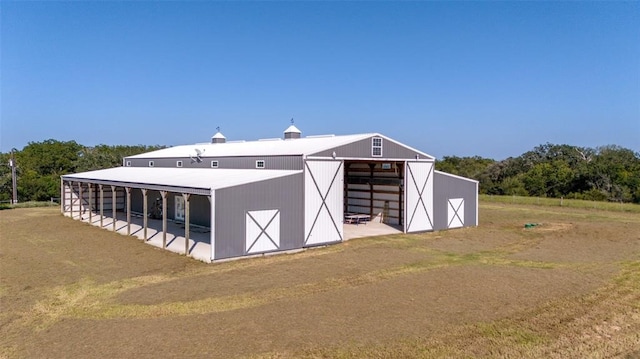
510, 221, 640, 263
527, 222, 574, 232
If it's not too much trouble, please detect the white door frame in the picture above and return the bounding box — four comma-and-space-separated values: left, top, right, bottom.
304, 159, 344, 246
404, 161, 434, 233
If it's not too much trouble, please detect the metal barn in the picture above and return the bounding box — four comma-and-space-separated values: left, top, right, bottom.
61, 126, 478, 262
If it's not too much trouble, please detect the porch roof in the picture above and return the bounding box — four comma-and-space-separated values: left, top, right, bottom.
62, 167, 302, 195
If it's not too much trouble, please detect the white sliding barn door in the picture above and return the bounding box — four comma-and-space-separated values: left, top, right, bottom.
405, 161, 434, 232
304, 160, 344, 246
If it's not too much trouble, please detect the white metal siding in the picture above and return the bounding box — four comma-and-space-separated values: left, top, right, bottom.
405, 162, 434, 232
304, 160, 344, 245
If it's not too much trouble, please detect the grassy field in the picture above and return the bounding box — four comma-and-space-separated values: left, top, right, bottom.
0, 201, 58, 210
1, 202, 639, 358
480, 194, 640, 213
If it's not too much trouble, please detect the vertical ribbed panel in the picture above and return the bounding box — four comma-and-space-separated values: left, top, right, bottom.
125, 156, 303, 170
405, 162, 434, 232
213, 173, 303, 260
432, 172, 478, 230
304, 160, 344, 245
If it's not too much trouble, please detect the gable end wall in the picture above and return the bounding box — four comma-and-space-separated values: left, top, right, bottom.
311, 137, 423, 159
433, 172, 478, 230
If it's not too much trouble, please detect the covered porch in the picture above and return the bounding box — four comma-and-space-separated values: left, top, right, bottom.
64, 208, 212, 262
61, 167, 303, 263
60, 171, 212, 262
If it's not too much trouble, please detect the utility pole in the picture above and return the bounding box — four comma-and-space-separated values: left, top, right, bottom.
9, 149, 18, 204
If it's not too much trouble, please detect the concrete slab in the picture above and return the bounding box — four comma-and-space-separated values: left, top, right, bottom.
343, 220, 403, 240
64, 210, 402, 263
67, 210, 211, 263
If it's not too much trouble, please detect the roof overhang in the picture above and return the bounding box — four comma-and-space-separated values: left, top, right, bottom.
62, 167, 302, 196
434, 170, 479, 183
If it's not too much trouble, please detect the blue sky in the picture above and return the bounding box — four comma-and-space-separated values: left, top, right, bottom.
1, 1, 638, 159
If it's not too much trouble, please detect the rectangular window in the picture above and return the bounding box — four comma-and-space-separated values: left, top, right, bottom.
126, 161, 131, 167
211, 160, 219, 168
148, 161, 154, 167
176, 160, 183, 168
256, 160, 265, 169
372, 137, 383, 157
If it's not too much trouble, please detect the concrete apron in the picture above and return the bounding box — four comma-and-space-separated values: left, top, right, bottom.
65, 211, 211, 263
343, 221, 403, 240
65, 211, 401, 263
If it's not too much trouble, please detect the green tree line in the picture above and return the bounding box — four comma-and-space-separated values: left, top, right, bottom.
0, 139, 164, 202
436, 143, 640, 204
2, 139, 638, 204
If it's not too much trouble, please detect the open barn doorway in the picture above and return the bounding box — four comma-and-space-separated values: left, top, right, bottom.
343, 160, 405, 240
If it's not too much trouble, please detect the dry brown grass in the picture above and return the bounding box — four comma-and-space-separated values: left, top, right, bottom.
1, 203, 639, 358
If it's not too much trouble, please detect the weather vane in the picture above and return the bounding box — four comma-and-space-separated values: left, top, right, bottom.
216, 126, 220, 132
291, 118, 294, 124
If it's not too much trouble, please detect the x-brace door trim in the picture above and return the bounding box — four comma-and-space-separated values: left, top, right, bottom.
407, 163, 433, 231
448, 199, 464, 228
246, 210, 280, 253
304, 161, 343, 245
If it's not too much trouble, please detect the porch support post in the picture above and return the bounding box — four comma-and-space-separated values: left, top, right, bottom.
141, 188, 148, 240
161, 190, 168, 248
99, 184, 104, 227
69, 181, 74, 219
78, 182, 83, 220
111, 185, 117, 232
125, 187, 131, 235
183, 193, 191, 255
88, 184, 93, 223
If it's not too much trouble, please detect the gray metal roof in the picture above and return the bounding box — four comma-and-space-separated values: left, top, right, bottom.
62, 167, 302, 195
126, 133, 434, 160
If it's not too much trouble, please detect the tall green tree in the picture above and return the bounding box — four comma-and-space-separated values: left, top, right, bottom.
75, 144, 164, 172
0, 152, 12, 201
16, 139, 82, 177
583, 145, 640, 202
3, 140, 164, 202
14, 140, 82, 201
